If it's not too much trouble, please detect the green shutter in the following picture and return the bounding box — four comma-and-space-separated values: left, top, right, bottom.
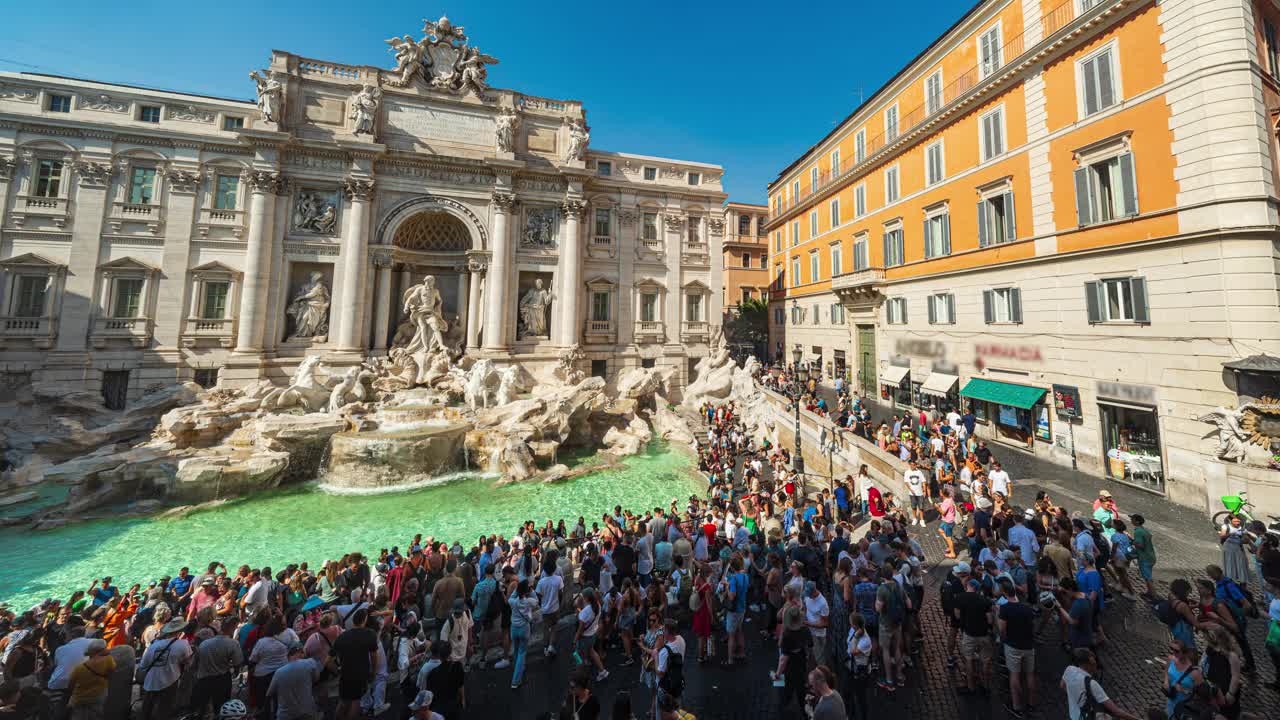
941, 214, 951, 255
977, 200, 989, 247
922, 219, 933, 259
1084, 281, 1102, 323
1117, 153, 1138, 217
1003, 192, 1016, 242
983, 289, 995, 324
1074, 167, 1093, 226
1010, 287, 1023, 323
1130, 277, 1149, 324
927, 296, 937, 324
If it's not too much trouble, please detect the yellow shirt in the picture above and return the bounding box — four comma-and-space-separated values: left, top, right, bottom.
68, 654, 116, 706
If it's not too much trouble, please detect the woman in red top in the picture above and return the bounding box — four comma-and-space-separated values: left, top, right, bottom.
867, 486, 886, 518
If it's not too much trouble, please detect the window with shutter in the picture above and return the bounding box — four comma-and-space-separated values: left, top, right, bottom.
926, 71, 944, 114
855, 185, 866, 217
1077, 152, 1138, 226
1010, 288, 1022, 323
927, 297, 937, 324
983, 289, 995, 324
830, 198, 840, 228
1131, 277, 1149, 323
979, 26, 1002, 78
980, 108, 1004, 161
977, 199, 990, 247
855, 130, 866, 162
1084, 281, 1102, 323
926, 141, 944, 185
1081, 48, 1117, 117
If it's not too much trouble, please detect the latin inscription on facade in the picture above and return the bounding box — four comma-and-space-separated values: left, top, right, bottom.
384, 100, 495, 147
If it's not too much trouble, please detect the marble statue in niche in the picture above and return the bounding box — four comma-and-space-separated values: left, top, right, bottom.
517, 278, 554, 339
402, 275, 450, 356
495, 108, 520, 153
293, 190, 339, 234
348, 84, 382, 136
286, 271, 330, 340
522, 207, 557, 249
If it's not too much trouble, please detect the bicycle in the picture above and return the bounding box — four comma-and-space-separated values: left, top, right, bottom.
1211, 490, 1280, 539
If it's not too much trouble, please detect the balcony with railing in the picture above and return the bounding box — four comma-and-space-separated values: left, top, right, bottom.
634, 320, 665, 343
681, 320, 710, 343
588, 234, 615, 259
583, 319, 616, 344
108, 202, 164, 233
180, 317, 236, 348
197, 207, 246, 238
681, 241, 711, 266
767, 0, 1109, 224
0, 316, 56, 347
91, 316, 153, 348
10, 195, 70, 229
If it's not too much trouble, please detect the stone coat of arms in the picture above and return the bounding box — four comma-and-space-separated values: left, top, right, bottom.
384, 15, 499, 97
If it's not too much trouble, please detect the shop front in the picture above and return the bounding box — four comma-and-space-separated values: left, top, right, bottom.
960, 377, 1048, 451
833, 349, 847, 381
1096, 381, 1164, 493
880, 363, 911, 409
919, 371, 959, 413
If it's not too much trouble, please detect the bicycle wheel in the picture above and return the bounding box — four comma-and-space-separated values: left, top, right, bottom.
1210, 510, 1233, 530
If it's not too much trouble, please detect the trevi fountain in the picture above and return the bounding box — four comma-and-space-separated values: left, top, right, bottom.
0, 274, 769, 607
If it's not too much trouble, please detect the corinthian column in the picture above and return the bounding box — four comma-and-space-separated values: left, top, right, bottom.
372, 249, 394, 350
466, 257, 484, 350
558, 198, 586, 346
235, 169, 281, 352
483, 192, 515, 350
334, 177, 375, 351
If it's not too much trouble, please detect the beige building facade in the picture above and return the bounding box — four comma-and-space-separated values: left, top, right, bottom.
0, 16, 726, 406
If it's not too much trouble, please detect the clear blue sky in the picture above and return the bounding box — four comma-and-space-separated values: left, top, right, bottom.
0, 0, 974, 204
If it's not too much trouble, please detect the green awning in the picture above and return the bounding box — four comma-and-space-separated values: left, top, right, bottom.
959, 378, 1045, 410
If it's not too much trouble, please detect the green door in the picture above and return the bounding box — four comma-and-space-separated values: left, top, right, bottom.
856, 324, 876, 394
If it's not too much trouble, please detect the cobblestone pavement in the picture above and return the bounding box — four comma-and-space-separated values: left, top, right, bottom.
381, 391, 1278, 720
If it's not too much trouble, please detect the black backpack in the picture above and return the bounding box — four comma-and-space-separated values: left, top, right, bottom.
1078, 673, 1104, 720
483, 585, 505, 624
659, 643, 685, 697
1154, 598, 1182, 629
382, 633, 401, 674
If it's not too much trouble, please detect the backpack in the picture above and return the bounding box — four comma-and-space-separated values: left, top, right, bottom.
1154, 598, 1182, 629
1078, 673, 1104, 720
882, 583, 906, 626
940, 574, 962, 615
659, 643, 685, 697
483, 585, 505, 624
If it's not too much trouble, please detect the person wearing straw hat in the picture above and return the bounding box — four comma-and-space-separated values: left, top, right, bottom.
66, 639, 115, 720
137, 616, 192, 720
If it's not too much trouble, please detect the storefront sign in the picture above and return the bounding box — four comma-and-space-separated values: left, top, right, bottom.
975, 343, 1043, 363
1097, 381, 1157, 405
1036, 406, 1052, 441
895, 338, 947, 360
1052, 384, 1082, 418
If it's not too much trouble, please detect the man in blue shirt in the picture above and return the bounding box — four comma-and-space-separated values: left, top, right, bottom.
89, 577, 118, 608
723, 557, 750, 665
168, 567, 195, 610
1207, 564, 1258, 673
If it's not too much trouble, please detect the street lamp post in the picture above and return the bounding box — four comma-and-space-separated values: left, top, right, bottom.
793, 364, 808, 480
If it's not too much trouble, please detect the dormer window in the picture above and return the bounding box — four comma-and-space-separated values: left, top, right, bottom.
47, 94, 72, 113
139, 105, 162, 123
222, 116, 245, 131
688, 172, 701, 186
597, 160, 612, 177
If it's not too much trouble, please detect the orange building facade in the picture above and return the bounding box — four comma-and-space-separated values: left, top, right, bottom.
766, 0, 1280, 509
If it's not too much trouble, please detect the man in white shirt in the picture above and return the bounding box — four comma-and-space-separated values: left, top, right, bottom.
1007, 513, 1041, 567
241, 571, 271, 615
1061, 649, 1138, 720
803, 581, 830, 664
535, 565, 563, 657
988, 462, 1012, 500
47, 627, 92, 690
635, 527, 655, 588
903, 462, 928, 527
947, 409, 962, 433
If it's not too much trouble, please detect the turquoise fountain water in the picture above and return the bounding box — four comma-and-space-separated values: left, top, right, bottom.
0, 443, 701, 610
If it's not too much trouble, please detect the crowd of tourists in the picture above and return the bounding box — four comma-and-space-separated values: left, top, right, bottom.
1, 376, 1280, 720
